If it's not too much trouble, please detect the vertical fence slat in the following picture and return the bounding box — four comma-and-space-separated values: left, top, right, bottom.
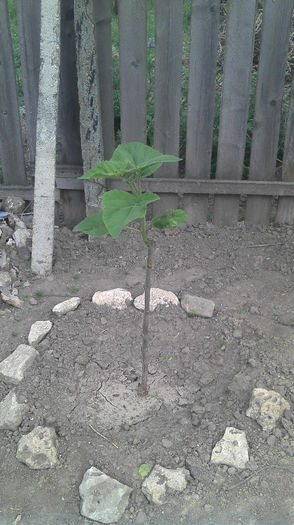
214, 0, 256, 226
0, 0, 26, 185
153, 0, 183, 213
246, 0, 294, 226
16, 0, 40, 167
276, 73, 294, 224
119, 0, 146, 143
93, 0, 115, 160
184, 0, 220, 224
58, 0, 84, 227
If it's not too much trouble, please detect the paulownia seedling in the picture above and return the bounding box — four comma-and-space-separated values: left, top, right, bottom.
76, 142, 187, 395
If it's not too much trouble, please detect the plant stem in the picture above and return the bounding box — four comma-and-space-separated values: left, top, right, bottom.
138, 236, 153, 396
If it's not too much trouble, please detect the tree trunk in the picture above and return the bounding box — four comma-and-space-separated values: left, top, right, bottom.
74, 0, 104, 216
31, 0, 60, 276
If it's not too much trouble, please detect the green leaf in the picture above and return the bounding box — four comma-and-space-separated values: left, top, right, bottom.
102, 190, 159, 238
152, 209, 188, 229
138, 463, 151, 478
75, 212, 108, 236
79, 160, 127, 179
112, 142, 180, 178
79, 142, 180, 181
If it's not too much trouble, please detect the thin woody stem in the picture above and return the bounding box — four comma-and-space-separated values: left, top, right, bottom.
138, 237, 153, 396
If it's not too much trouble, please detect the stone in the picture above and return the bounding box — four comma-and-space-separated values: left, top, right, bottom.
0, 345, 39, 385
28, 320, 52, 346
79, 466, 132, 523
52, 297, 80, 316
92, 288, 132, 310
29, 298, 38, 305
13, 229, 31, 248
0, 249, 7, 269
181, 294, 215, 318
142, 465, 189, 505
210, 427, 249, 469
134, 288, 179, 312
1, 292, 24, 308
246, 388, 290, 431
0, 391, 29, 430
2, 196, 25, 214
0, 271, 11, 289
134, 510, 148, 525
16, 426, 58, 469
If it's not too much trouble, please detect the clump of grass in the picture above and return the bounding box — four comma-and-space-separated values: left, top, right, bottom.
11, 331, 18, 337
34, 290, 43, 297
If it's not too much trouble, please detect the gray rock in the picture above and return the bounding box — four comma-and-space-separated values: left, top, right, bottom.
0, 249, 7, 269
2, 196, 25, 214
134, 288, 179, 312
79, 466, 132, 523
52, 297, 80, 316
142, 464, 189, 505
13, 229, 31, 248
0, 271, 11, 289
246, 388, 290, 431
211, 427, 249, 469
29, 298, 38, 305
181, 294, 215, 318
0, 344, 39, 385
28, 320, 52, 346
16, 426, 58, 469
134, 510, 148, 525
0, 391, 29, 430
92, 288, 132, 310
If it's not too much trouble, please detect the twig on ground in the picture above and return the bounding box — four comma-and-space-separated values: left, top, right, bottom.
248, 242, 294, 248
223, 464, 294, 492
89, 423, 119, 449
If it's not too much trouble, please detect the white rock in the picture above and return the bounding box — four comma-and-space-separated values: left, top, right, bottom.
181, 294, 215, 318
13, 228, 31, 248
210, 427, 249, 469
16, 426, 59, 469
0, 270, 11, 289
28, 320, 52, 346
1, 292, 24, 308
0, 391, 29, 430
0, 345, 39, 385
134, 288, 179, 312
92, 288, 132, 310
79, 466, 132, 523
142, 465, 189, 505
52, 297, 80, 316
246, 388, 290, 431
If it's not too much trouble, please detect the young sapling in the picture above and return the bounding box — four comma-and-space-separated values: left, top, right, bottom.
76, 142, 187, 395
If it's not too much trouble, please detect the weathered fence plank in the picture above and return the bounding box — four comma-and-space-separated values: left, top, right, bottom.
74, 0, 104, 218
276, 73, 294, 224
58, 0, 84, 227
184, 0, 220, 224
119, 0, 147, 143
16, 0, 40, 167
153, 0, 183, 213
92, 0, 115, 161
246, 0, 294, 225
0, 0, 26, 185
214, 0, 256, 226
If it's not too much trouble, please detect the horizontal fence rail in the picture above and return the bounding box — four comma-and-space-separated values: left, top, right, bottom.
1, 0, 294, 227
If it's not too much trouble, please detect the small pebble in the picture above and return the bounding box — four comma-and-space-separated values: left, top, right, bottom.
204, 504, 214, 513
162, 438, 173, 449
267, 435, 276, 447
29, 298, 38, 305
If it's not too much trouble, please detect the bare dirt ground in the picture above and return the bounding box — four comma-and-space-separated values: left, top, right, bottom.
1, 222, 294, 525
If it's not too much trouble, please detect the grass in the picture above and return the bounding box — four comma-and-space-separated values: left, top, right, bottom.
34, 290, 44, 297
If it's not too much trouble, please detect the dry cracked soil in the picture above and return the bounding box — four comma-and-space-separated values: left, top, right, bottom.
1, 222, 294, 525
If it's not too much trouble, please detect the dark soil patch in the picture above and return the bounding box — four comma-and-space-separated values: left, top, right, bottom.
1, 223, 294, 524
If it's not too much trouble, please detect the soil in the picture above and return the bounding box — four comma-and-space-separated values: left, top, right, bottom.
1, 222, 294, 525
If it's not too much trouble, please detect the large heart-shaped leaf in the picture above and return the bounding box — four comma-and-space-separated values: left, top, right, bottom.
152, 209, 188, 229
112, 142, 180, 177
102, 190, 159, 238
79, 160, 127, 180
75, 212, 108, 236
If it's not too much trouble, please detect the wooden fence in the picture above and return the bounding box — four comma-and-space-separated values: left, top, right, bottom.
1, 0, 294, 227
